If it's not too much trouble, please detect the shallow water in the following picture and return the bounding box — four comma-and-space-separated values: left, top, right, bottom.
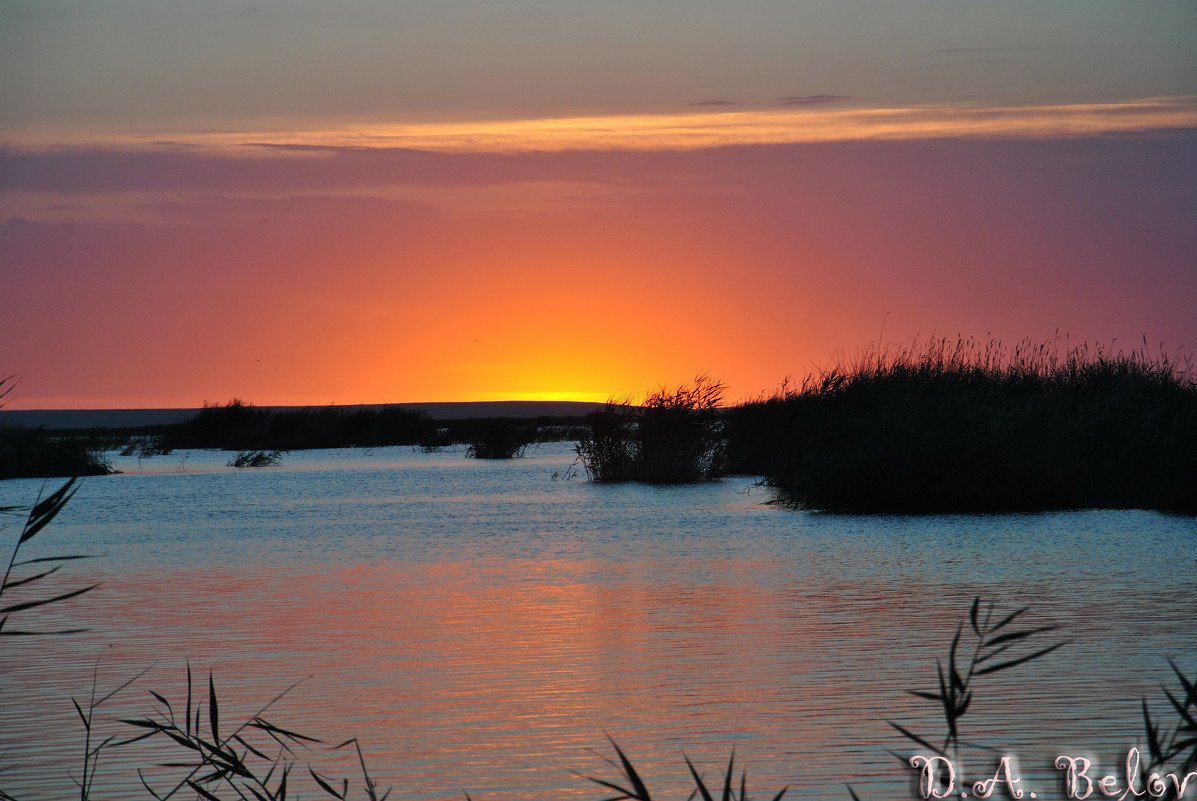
1, 442, 1194, 800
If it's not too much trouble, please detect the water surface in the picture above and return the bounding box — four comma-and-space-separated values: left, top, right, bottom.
1, 443, 1194, 799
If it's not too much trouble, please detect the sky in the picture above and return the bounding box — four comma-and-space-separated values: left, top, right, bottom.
1, 1, 1195, 409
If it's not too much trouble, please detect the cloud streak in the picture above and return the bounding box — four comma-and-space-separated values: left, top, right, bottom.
777, 94, 850, 105
8, 97, 1194, 155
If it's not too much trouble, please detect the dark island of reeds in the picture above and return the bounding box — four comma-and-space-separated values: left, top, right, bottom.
725, 337, 1197, 513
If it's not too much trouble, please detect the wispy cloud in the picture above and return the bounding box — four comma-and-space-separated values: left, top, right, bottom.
778, 94, 850, 105
6, 98, 1196, 155
689, 100, 740, 107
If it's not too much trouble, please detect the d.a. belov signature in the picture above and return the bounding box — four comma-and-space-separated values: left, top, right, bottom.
909, 748, 1197, 799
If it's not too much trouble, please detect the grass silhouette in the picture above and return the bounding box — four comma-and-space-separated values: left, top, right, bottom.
577, 375, 726, 483
227, 449, 286, 467
726, 336, 1197, 512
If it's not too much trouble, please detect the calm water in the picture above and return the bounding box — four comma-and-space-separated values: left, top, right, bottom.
1, 442, 1195, 800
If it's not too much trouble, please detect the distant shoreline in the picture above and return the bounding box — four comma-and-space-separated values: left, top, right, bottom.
0, 400, 604, 430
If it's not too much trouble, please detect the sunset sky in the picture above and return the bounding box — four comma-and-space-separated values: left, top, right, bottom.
2, 1, 1195, 409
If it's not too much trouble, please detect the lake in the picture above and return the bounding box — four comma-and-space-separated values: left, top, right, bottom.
1, 442, 1195, 800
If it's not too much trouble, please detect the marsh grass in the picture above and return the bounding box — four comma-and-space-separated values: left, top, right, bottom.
112, 667, 391, 801
577, 376, 726, 483
1137, 662, 1197, 800
0, 477, 96, 637
227, 449, 286, 468
885, 598, 1065, 767
572, 739, 787, 801
0, 427, 114, 480
726, 336, 1197, 512
462, 418, 534, 459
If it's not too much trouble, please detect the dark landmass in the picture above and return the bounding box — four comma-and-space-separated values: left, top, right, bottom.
0, 399, 600, 478
0, 400, 603, 430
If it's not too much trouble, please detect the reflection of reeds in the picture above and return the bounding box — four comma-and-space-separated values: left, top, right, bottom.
577, 376, 726, 483
726, 336, 1197, 512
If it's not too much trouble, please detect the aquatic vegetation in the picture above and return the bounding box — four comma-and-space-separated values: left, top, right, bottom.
888, 597, 1067, 758
726, 336, 1197, 512
577, 375, 726, 483
574, 399, 638, 481
227, 448, 286, 467
463, 418, 534, 459
162, 399, 436, 451
1, 376, 112, 479
115, 667, 390, 801
575, 739, 787, 801
0, 477, 96, 637
0, 426, 115, 479
1137, 662, 1197, 800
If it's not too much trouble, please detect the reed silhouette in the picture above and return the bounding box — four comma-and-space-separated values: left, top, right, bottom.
726, 337, 1197, 512
577, 375, 726, 483
227, 449, 286, 467
463, 418, 534, 459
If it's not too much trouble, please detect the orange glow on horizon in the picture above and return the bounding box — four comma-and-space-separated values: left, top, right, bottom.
3, 116, 1195, 412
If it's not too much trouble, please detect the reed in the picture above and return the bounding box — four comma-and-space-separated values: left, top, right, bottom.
1137, 662, 1197, 800
726, 336, 1197, 512
462, 418, 534, 459
573, 739, 787, 801
228, 449, 286, 467
114, 667, 390, 801
576, 376, 726, 483
0, 477, 97, 638
888, 597, 1066, 758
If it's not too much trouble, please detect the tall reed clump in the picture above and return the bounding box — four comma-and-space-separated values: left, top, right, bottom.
725, 337, 1197, 513
576, 376, 726, 483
